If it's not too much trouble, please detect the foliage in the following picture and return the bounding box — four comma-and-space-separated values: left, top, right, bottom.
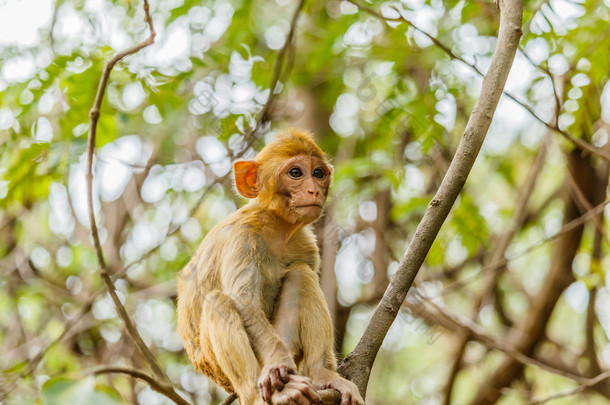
1, 0, 610, 404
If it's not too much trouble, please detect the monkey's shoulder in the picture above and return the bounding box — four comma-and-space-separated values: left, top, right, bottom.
198, 213, 269, 258
178, 213, 259, 277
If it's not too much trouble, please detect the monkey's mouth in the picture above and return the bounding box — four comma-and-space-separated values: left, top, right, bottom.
296, 204, 323, 208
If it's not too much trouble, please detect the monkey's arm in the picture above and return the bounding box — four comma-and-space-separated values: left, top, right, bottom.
220, 234, 295, 368
234, 293, 295, 366
232, 294, 309, 400
221, 244, 310, 401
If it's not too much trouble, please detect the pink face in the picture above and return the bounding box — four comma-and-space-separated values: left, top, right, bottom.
274, 155, 332, 224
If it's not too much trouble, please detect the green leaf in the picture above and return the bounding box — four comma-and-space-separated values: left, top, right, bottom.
2, 360, 27, 374
391, 196, 430, 222
42, 376, 121, 405
0, 142, 57, 208
96, 113, 118, 147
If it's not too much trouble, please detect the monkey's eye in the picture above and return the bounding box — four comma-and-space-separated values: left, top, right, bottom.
289, 167, 303, 178
313, 168, 326, 179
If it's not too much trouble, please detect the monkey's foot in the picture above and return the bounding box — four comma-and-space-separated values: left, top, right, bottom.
271, 375, 322, 405
314, 377, 364, 405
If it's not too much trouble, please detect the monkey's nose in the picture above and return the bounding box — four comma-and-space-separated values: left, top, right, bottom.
305, 179, 319, 196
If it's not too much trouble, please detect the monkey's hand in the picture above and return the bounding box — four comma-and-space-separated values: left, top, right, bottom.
314, 376, 364, 405
270, 374, 322, 405
258, 363, 295, 402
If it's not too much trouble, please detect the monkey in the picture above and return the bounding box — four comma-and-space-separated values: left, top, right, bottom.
177, 129, 364, 405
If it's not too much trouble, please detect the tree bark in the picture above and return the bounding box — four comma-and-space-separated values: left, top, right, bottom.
337, 0, 523, 397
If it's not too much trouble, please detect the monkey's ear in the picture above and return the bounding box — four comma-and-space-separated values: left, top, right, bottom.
234, 160, 261, 198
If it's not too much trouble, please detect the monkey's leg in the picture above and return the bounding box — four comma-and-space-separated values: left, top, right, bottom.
201, 290, 265, 405
272, 263, 364, 405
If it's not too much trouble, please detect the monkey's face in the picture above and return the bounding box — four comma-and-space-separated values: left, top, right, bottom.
274, 155, 332, 225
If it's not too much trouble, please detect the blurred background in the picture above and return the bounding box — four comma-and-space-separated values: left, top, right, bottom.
1, 0, 610, 404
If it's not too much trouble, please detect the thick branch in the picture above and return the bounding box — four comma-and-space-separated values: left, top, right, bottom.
219, 393, 238, 405
337, 0, 523, 396
219, 389, 341, 405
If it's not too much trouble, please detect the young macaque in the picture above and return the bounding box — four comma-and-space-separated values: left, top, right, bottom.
177, 129, 364, 405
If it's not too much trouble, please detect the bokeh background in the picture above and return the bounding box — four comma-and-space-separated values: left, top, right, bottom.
1, 0, 610, 404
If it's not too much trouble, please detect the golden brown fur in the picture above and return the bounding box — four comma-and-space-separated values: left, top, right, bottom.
177, 129, 364, 405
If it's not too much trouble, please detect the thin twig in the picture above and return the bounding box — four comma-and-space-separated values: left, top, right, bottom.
85, 2, 190, 405
86, 0, 163, 379
347, 0, 610, 163
411, 295, 610, 390
243, 0, 306, 144
437, 197, 610, 298
529, 370, 610, 404
566, 167, 609, 245
517, 48, 561, 125
90, 367, 174, 397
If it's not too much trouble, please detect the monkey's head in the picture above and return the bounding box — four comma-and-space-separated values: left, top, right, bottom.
234, 129, 333, 225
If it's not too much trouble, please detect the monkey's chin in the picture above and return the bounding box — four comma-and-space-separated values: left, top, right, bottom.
295, 205, 323, 222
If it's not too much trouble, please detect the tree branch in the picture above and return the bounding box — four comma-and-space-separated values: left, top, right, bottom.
218, 388, 341, 405
347, 0, 610, 163
529, 370, 610, 404
89, 366, 186, 403
469, 148, 599, 404
438, 196, 610, 298
337, 0, 523, 396
85, 3, 189, 405
410, 296, 586, 384
243, 0, 306, 143
409, 294, 610, 401
219, 393, 238, 405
